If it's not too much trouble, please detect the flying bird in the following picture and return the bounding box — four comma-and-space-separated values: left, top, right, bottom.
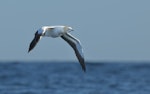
28, 26, 86, 72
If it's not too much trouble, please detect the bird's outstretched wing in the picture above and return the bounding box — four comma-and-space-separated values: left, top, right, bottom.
28, 31, 41, 52
61, 33, 86, 72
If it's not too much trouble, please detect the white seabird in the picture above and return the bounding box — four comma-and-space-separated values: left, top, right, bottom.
28, 25, 86, 72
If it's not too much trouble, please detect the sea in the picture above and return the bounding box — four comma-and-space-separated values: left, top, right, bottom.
0, 61, 150, 94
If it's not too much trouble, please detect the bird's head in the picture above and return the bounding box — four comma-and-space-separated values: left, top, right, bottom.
64, 26, 74, 33
68, 26, 74, 31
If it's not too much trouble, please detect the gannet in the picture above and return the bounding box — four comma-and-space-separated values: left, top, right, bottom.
28, 26, 86, 72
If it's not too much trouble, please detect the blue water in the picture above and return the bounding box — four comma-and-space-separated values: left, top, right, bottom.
0, 61, 150, 94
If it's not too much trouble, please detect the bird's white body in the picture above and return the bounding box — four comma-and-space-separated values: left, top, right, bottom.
28, 25, 86, 72
38, 26, 72, 38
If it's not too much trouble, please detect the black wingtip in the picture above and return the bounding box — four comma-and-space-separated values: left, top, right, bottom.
81, 63, 86, 73
83, 67, 86, 73
28, 46, 32, 53
79, 58, 86, 72
28, 50, 30, 53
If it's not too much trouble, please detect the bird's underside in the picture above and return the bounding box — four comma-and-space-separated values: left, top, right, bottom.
28, 26, 86, 72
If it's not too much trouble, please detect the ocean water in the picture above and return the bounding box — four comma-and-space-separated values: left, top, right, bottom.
0, 61, 150, 94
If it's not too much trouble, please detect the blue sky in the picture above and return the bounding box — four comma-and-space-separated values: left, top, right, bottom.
0, 0, 150, 61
